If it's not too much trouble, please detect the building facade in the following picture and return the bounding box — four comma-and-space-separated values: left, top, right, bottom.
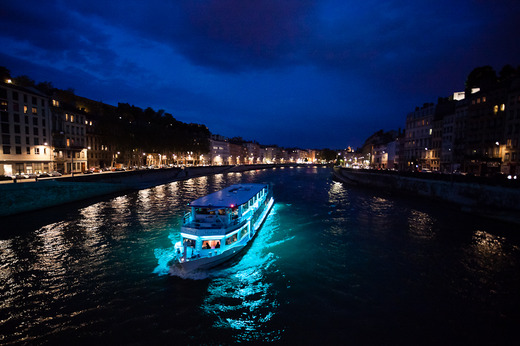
403, 103, 435, 171
1, 82, 53, 176
51, 97, 88, 174
463, 86, 507, 175
503, 79, 520, 175
209, 138, 230, 165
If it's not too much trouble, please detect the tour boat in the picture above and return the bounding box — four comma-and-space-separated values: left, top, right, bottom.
171, 183, 274, 271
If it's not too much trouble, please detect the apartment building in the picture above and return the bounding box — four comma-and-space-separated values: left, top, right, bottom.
503, 79, 520, 175
227, 142, 243, 164
451, 98, 469, 173
209, 137, 230, 165
432, 98, 456, 172
0, 82, 53, 176
244, 142, 260, 164
464, 86, 507, 175
51, 97, 88, 174
403, 103, 435, 170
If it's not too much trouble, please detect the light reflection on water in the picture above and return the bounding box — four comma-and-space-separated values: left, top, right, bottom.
200, 206, 284, 342
407, 209, 436, 240
156, 202, 286, 342
1, 167, 520, 345
462, 230, 519, 283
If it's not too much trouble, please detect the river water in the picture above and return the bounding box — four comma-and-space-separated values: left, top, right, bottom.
1, 166, 519, 345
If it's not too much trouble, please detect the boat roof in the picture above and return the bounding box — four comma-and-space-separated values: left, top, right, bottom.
189, 183, 267, 208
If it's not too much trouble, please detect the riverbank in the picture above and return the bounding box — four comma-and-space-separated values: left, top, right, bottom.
0, 164, 324, 217
333, 166, 520, 224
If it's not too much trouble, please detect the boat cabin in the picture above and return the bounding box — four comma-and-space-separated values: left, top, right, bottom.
178, 184, 270, 259
183, 184, 268, 229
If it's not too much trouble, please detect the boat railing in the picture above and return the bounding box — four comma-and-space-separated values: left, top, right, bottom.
182, 219, 247, 236
182, 227, 225, 236
183, 212, 192, 224
184, 214, 243, 229
183, 212, 233, 227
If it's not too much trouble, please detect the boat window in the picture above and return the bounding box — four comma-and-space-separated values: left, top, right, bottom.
183, 238, 196, 247
240, 227, 248, 240
196, 208, 210, 215
226, 233, 238, 245
202, 240, 221, 249
218, 209, 226, 215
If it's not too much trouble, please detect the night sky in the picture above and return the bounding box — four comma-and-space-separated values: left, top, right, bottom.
1, 1, 519, 149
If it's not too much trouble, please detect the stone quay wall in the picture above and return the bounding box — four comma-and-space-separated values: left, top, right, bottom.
333, 167, 520, 224
0, 180, 126, 217
1, 164, 323, 217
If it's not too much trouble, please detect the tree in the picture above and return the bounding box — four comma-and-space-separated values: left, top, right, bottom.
0, 66, 11, 81
320, 148, 337, 162
36, 81, 55, 95
465, 66, 497, 92
498, 64, 517, 82
13, 75, 35, 87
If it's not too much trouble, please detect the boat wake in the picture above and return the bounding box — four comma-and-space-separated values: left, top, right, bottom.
199, 249, 282, 342
152, 204, 288, 281
152, 247, 176, 276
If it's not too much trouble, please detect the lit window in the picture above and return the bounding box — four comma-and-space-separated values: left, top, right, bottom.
501, 104, 505, 111
494, 105, 498, 115
32, 107, 37, 114
24, 105, 28, 113
65, 113, 69, 121
482, 96, 486, 102
66, 138, 70, 147
71, 115, 74, 122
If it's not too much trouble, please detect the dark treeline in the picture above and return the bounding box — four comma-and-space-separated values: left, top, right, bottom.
113, 103, 210, 155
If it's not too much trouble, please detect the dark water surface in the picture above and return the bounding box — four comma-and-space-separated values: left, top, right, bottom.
1, 167, 520, 345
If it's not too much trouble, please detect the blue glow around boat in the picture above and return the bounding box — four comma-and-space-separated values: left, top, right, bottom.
171, 183, 274, 272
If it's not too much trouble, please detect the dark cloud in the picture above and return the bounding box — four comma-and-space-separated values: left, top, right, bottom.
50, 0, 315, 72
1, 0, 520, 148
172, 0, 314, 71
0, 1, 124, 80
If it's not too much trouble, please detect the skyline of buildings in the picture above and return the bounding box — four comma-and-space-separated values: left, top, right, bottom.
2, 65, 520, 177
0, 77, 322, 177
346, 71, 520, 177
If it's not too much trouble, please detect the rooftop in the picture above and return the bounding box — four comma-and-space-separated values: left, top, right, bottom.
189, 183, 267, 208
